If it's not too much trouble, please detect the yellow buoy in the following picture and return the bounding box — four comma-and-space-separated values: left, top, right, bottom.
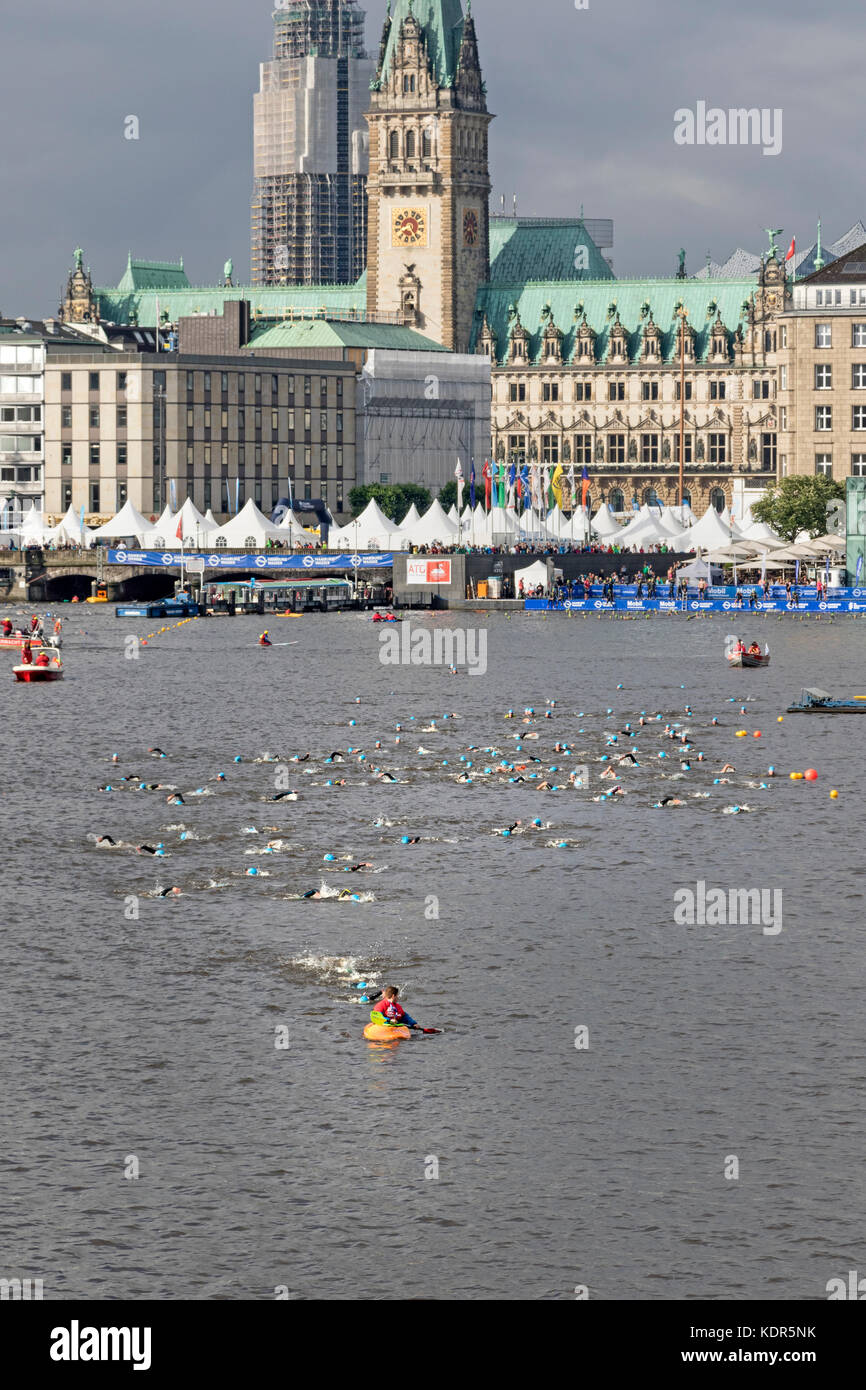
735, 730, 747, 738
790, 772, 803, 780
830, 789, 839, 799
777, 715, 784, 722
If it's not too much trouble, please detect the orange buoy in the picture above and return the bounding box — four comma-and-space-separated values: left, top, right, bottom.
804, 769, 818, 781
753, 731, 762, 738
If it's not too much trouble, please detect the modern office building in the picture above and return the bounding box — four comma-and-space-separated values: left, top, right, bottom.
43, 353, 358, 522
777, 243, 866, 482
251, 0, 375, 287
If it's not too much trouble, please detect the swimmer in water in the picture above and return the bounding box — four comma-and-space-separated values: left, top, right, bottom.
719, 764, 736, 774
656, 796, 685, 807
345, 862, 374, 873
157, 886, 181, 898
167, 793, 185, 805
402, 836, 422, 845
271, 791, 298, 801
149, 748, 167, 758
136, 844, 160, 856
377, 772, 397, 783
95, 835, 117, 847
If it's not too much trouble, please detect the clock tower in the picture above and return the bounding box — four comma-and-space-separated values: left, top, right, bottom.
366, 0, 492, 353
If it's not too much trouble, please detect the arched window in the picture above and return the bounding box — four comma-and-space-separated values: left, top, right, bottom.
710, 487, 726, 513
681, 490, 692, 509
422, 128, 433, 160
405, 130, 415, 159
215, 536, 227, 549
608, 488, 625, 513
642, 487, 661, 507
245, 536, 256, 548
389, 130, 400, 160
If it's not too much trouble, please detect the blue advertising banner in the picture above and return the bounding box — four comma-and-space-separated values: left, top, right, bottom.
108, 549, 393, 571
525, 597, 866, 615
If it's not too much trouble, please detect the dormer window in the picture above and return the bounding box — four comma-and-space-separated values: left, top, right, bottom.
403, 74, 416, 95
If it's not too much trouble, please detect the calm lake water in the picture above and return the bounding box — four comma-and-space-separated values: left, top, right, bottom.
1, 605, 864, 1300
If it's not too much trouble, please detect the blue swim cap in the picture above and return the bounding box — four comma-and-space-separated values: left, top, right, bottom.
234, 755, 242, 763
324, 853, 336, 862
247, 866, 258, 875
401, 836, 410, 844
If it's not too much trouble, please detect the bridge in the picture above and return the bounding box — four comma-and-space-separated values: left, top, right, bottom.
0, 548, 395, 602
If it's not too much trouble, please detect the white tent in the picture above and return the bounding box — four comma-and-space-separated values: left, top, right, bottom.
91, 499, 151, 541
666, 504, 737, 551
515, 560, 549, 591
47, 505, 94, 548
565, 507, 593, 543
395, 503, 421, 533
213, 498, 286, 549
661, 504, 692, 534
590, 504, 622, 539
446, 504, 459, 525
330, 497, 397, 550
398, 498, 459, 548
518, 507, 552, 541
15, 505, 54, 545
743, 519, 784, 545
141, 503, 176, 546
545, 506, 570, 538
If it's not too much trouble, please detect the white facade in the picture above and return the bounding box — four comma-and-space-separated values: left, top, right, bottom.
0, 335, 45, 523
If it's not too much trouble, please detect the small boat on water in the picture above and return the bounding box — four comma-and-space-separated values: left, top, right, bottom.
13, 648, 64, 682
372, 612, 398, 623
727, 644, 770, 668
786, 687, 866, 714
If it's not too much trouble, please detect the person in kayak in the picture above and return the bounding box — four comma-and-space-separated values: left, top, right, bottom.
1, 618, 12, 637
259, 631, 272, 646
370, 986, 418, 1031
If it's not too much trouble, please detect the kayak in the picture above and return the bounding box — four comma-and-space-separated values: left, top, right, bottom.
363, 1023, 412, 1041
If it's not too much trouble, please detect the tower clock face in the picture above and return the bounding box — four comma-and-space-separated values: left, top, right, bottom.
392, 208, 428, 247
463, 209, 480, 246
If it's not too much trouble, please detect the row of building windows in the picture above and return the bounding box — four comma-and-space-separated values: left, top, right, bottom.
815, 289, 866, 306
811, 364, 866, 388
388, 126, 435, 160
508, 379, 768, 403
0, 374, 41, 394
812, 323, 866, 348
60, 443, 345, 470
0, 465, 41, 482
815, 454, 866, 476
502, 431, 748, 465
57, 370, 344, 402
1, 405, 41, 422
814, 407, 866, 429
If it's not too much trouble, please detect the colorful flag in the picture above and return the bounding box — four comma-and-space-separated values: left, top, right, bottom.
497, 460, 506, 508
482, 459, 493, 509
581, 464, 590, 508
469, 459, 476, 509
507, 461, 517, 507
455, 458, 464, 513
785, 237, 796, 262
857, 554, 864, 582
520, 463, 531, 509
176, 516, 184, 541
169, 478, 177, 512
234, 478, 240, 515
550, 465, 564, 508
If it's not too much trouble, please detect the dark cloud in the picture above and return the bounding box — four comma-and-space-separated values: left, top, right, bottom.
1, 0, 860, 315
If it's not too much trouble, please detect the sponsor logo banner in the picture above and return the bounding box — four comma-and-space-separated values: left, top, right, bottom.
406, 559, 452, 585
109, 550, 393, 571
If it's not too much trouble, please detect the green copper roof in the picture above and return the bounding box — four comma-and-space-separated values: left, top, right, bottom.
94, 275, 367, 327
473, 278, 758, 366
116, 256, 191, 292
489, 218, 613, 285
379, 0, 465, 88
250, 319, 447, 352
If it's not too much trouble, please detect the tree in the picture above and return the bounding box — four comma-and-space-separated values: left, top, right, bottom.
347, 483, 431, 525
751, 475, 845, 542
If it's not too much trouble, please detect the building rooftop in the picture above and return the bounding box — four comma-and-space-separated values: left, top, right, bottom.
489, 218, 613, 285
377, 0, 465, 89
250, 319, 448, 352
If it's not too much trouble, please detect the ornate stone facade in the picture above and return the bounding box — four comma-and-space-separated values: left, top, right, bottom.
61, 248, 99, 325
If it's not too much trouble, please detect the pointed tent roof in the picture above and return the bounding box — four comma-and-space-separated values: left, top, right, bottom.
396, 503, 422, 533
378, 0, 466, 90
48, 504, 94, 547
666, 504, 736, 551
330, 497, 396, 548
141, 504, 176, 545
399, 499, 458, 547
591, 504, 622, 539
91, 498, 151, 539
214, 498, 286, 548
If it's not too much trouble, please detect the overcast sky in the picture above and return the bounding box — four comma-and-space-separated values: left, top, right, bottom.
1, 0, 862, 316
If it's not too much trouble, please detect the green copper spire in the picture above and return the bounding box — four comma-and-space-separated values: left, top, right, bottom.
379, 0, 466, 88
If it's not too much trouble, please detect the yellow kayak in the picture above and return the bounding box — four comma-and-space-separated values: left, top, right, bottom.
363, 1023, 412, 1042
